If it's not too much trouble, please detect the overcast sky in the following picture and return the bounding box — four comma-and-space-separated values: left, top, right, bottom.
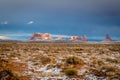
0, 0, 120, 40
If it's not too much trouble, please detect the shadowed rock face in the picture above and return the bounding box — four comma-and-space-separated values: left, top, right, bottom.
30, 32, 52, 40
103, 34, 112, 42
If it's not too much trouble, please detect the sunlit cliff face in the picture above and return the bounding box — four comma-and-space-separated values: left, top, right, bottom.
30, 32, 52, 40
30, 32, 88, 41
70, 36, 81, 40
70, 35, 87, 41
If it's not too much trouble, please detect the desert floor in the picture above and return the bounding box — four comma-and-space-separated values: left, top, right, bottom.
0, 42, 120, 80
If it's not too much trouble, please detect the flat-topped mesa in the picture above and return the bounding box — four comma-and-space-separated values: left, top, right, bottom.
56, 36, 63, 40
70, 35, 87, 42
70, 36, 81, 41
42, 33, 52, 40
30, 32, 52, 40
30, 32, 42, 40
30, 33, 89, 41
103, 34, 113, 42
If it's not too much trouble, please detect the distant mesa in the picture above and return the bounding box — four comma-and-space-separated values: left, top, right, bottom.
70, 34, 87, 42
29, 33, 114, 42
56, 36, 63, 40
30, 32, 88, 41
103, 34, 112, 42
30, 32, 52, 40
30, 32, 65, 41
70, 36, 81, 41
82, 35, 87, 42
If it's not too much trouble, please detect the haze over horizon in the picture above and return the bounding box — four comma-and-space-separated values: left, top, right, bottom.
0, 0, 120, 41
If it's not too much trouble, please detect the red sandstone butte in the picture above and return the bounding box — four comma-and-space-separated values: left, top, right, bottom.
30, 32, 52, 40
103, 34, 112, 42
82, 35, 87, 42
70, 36, 81, 41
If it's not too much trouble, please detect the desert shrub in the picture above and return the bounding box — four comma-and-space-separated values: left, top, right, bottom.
101, 66, 116, 73
65, 68, 78, 76
0, 69, 19, 80
3, 48, 11, 51
40, 56, 51, 64
66, 56, 84, 65
92, 59, 104, 66
31, 69, 34, 72
107, 67, 116, 72
106, 58, 118, 63
10, 52, 17, 57
90, 69, 106, 77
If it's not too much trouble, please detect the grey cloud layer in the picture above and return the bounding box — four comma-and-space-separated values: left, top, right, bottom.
0, 0, 120, 16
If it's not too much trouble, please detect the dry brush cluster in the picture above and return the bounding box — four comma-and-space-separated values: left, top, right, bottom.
0, 42, 120, 79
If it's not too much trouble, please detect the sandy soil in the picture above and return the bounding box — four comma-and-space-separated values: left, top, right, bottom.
0, 42, 120, 80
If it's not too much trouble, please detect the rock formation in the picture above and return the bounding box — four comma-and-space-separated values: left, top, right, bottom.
82, 35, 87, 42
30, 32, 52, 40
30, 32, 89, 42
103, 34, 112, 42
70, 36, 81, 41
70, 35, 87, 42
56, 36, 63, 40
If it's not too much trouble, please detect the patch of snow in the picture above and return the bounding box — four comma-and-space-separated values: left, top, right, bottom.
39, 50, 44, 54
78, 68, 86, 75
12, 57, 21, 62
35, 64, 61, 75
44, 67, 61, 74
85, 74, 98, 80
36, 64, 49, 72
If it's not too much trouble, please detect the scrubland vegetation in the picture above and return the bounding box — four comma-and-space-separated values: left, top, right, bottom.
0, 42, 120, 80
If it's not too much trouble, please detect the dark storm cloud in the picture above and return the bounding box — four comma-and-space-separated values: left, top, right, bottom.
0, 0, 120, 16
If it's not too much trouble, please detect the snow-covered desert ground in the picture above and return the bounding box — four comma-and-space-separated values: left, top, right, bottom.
0, 42, 120, 80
